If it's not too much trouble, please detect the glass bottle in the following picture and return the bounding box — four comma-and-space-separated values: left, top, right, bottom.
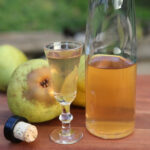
85, 0, 136, 139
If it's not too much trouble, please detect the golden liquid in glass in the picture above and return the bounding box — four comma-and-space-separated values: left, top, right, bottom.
47, 49, 81, 105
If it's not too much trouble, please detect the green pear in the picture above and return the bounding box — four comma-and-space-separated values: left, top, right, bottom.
7, 59, 61, 123
73, 55, 85, 107
0, 45, 27, 91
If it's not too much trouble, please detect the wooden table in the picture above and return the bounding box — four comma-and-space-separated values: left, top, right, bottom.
0, 75, 150, 150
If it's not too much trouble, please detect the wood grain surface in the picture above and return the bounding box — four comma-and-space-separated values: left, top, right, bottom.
0, 75, 150, 150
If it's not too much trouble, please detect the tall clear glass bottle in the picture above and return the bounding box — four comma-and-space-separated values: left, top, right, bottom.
85, 0, 136, 139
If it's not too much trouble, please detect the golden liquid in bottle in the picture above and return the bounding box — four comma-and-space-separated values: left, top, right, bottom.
86, 55, 136, 139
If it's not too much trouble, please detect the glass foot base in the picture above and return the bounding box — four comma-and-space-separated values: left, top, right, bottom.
50, 128, 83, 144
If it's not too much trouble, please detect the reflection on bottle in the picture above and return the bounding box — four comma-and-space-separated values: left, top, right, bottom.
113, 0, 123, 9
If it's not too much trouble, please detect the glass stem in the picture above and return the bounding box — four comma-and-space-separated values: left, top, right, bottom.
59, 104, 73, 136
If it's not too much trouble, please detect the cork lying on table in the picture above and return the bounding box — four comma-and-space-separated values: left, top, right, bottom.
13, 121, 38, 143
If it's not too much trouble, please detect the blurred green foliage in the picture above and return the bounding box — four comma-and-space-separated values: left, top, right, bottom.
0, 0, 149, 33
0, 0, 88, 32
136, 0, 150, 21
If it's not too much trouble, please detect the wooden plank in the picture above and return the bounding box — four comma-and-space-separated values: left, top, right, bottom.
0, 75, 150, 150
0, 32, 73, 57
0, 125, 150, 150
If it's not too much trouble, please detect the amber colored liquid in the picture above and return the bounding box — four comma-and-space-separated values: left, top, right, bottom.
86, 55, 136, 139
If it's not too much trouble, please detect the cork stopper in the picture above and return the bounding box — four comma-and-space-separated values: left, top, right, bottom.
13, 121, 38, 143
4, 116, 38, 143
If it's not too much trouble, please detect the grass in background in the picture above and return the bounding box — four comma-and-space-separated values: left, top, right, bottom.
0, 0, 149, 33
0, 0, 88, 32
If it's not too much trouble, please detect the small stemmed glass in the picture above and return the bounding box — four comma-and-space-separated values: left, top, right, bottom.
44, 41, 83, 144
